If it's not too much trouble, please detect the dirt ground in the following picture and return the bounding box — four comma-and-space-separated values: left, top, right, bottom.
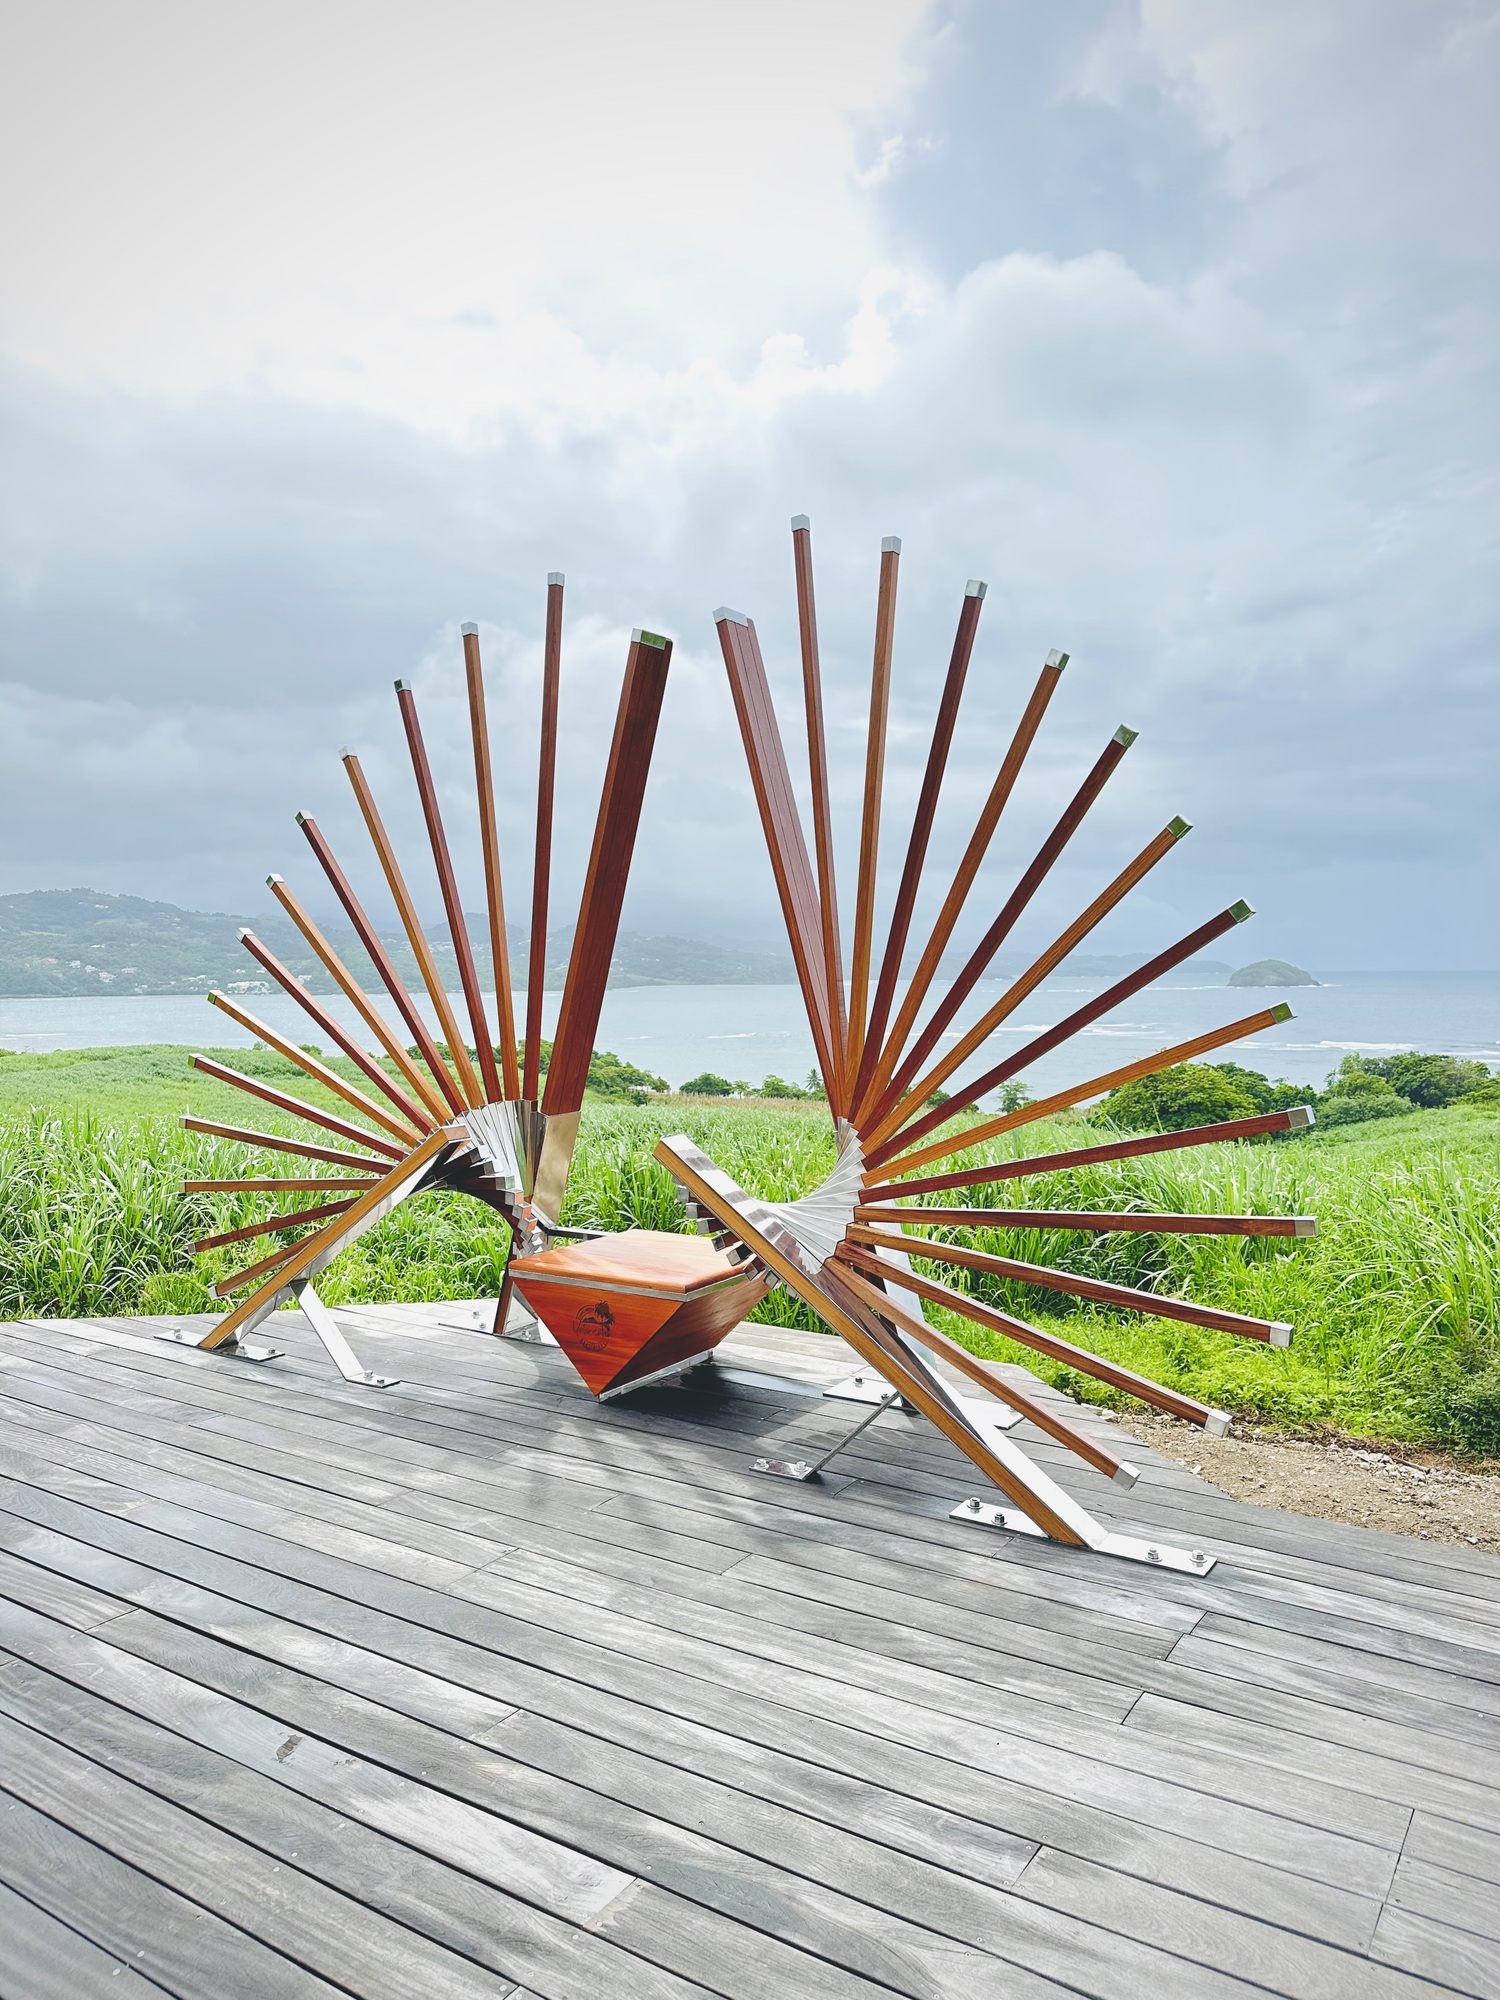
1118, 1411, 1500, 1555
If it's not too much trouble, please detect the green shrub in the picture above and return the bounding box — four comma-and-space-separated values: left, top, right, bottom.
1098, 1062, 1258, 1131
679, 1072, 734, 1096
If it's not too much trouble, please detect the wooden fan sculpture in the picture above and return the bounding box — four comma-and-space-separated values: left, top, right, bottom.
653, 518, 1318, 1573
168, 583, 765, 1395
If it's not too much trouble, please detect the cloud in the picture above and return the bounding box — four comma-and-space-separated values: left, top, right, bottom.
0, 1, 1494, 971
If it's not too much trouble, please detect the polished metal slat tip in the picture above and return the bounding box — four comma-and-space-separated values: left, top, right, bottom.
790, 514, 810, 531
394, 678, 412, 693
881, 535, 902, 553
1046, 648, 1069, 669
1269, 1322, 1293, 1347
547, 571, 565, 586
714, 606, 751, 626
1167, 815, 1192, 838
460, 622, 479, 637
631, 628, 669, 649
1229, 899, 1255, 922
965, 578, 987, 598
1113, 724, 1138, 747
265, 871, 285, 886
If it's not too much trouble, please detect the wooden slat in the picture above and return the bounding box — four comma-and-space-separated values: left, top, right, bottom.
876, 899, 1248, 1161
213, 1236, 311, 1298
524, 575, 565, 1104
855, 1207, 1315, 1238
861, 1108, 1315, 1200
179, 1117, 387, 1171
396, 679, 502, 1105
866, 811, 1187, 1151
343, 750, 485, 1110
234, 929, 436, 1133
186, 1055, 407, 1161
830, 1260, 1136, 1483
654, 1135, 1086, 1543
296, 814, 467, 1117
852, 580, 985, 1115
849, 1225, 1293, 1343
845, 537, 900, 1086
837, 1244, 1225, 1427
462, 625, 520, 1102
182, 1178, 383, 1194
206, 990, 425, 1147
193, 1200, 360, 1254
713, 612, 836, 1101
266, 872, 453, 1124
869, 1003, 1294, 1179
542, 631, 673, 1116
206, 1129, 453, 1348
858, 651, 1069, 1124
791, 518, 848, 1112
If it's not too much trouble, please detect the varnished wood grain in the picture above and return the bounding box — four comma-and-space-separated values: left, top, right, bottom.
542, 633, 672, 1115
525, 577, 564, 1104
179, 1118, 387, 1172
791, 520, 848, 1112
846, 540, 900, 1086
206, 990, 425, 1148
462, 627, 520, 1101
186, 1055, 407, 1161
858, 652, 1069, 1125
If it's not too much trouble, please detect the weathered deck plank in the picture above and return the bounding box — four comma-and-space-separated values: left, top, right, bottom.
0, 1302, 1496, 1999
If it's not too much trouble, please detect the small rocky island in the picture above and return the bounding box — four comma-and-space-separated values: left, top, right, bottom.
1228, 957, 1320, 987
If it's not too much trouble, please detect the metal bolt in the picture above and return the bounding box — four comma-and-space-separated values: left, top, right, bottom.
1146, 1548, 1161, 1563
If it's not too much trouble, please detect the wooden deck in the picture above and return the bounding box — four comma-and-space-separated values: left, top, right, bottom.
0, 1302, 1497, 1999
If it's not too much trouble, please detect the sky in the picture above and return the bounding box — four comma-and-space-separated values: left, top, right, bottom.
0, 0, 1495, 972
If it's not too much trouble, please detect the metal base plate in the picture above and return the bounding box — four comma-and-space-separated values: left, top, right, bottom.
752, 1455, 820, 1481
598, 1351, 717, 1401
950, 1497, 1216, 1573
825, 1372, 914, 1410
154, 1329, 284, 1363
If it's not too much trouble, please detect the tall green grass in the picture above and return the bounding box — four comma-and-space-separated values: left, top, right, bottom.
1, 1092, 1495, 1450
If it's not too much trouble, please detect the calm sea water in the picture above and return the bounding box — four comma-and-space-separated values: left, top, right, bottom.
1, 971, 1494, 1101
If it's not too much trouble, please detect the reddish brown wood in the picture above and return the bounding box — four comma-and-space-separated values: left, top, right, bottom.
850, 1224, 1290, 1342
846, 539, 900, 1083
179, 1117, 387, 1170
714, 613, 836, 1094
869, 1003, 1292, 1179
235, 929, 436, 1133
509, 1227, 766, 1396
297, 813, 467, 1117
838, 1244, 1223, 1427
193, 1200, 359, 1253
856, 652, 1068, 1123
861, 1108, 1313, 1199
183, 1178, 383, 1193
187, 1054, 407, 1160
854, 1206, 1313, 1237
207, 1129, 454, 1347
877, 899, 1241, 1160
213, 1236, 308, 1298
851, 582, 985, 1114
390, 696, 501, 1104
862, 727, 1136, 1130
543, 631, 673, 1114
791, 520, 847, 1110
866, 816, 1189, 1151
343, 751, 485, 1110
462, 626, 519, 1100
266, 873, 452, 1123
525, 576, 565, 1103
657, 1136, 1083, 1540
206, 990, 424, 1147
832, 1259, 1135, 1479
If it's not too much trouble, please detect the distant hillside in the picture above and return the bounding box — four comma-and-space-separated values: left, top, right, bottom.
0, 889, 795, 996
0, 889, 1233, 999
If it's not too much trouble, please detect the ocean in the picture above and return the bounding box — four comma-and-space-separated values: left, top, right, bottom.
0, 970, 1494, 1101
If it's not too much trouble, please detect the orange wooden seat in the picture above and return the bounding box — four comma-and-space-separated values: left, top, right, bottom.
509, 1228, 767, 1397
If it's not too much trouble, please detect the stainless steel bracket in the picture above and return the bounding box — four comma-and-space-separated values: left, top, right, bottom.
950, 1496, 1216, 1574
291, 1280, 399, 1388
154, 1327, 284, 1363
755, 1386, 897, 1482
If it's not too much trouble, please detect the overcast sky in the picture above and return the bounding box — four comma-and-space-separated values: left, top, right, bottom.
0, 0, 1495, 971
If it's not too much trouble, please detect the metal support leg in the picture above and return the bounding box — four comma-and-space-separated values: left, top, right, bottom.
292, 1281, 399, 1388
754, 1388, 897, 1482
